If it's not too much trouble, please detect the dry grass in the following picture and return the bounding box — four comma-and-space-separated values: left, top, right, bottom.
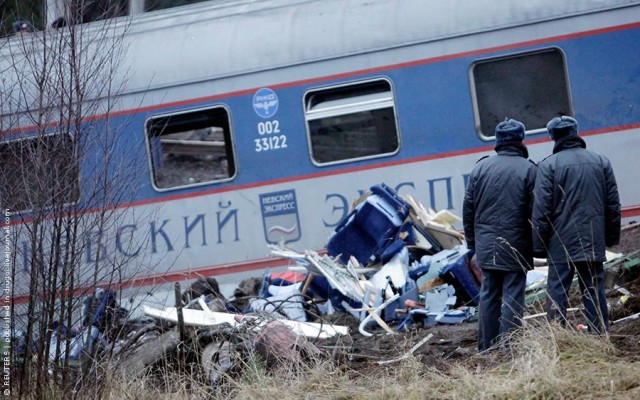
347, 321, 640, 400
82, 321, 640, 400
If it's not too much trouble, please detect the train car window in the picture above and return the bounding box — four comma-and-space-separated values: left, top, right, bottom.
470, 48, 572, 138
0, 133, 79, 212
304, 79, 399, 165
146, 106, 236, 190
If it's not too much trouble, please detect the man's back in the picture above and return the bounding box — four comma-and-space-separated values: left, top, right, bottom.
464, 146, 536, 271
462, 118, 536, 352
532, 123, 620, 264
533, 115, 620, 334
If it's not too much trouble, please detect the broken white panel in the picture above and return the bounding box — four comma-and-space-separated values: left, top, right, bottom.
269, 244, 366, 303
424, 284, 457, 313
142, 305, 348, 339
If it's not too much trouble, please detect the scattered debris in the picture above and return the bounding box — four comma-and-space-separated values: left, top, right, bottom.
16, 183, 640, 390
377, 333, 434, 365
271, 183, 483, 335
119, 330, 181, 376
613, 312, 640, 324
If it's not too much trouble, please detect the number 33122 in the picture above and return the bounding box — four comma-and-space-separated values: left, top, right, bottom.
255, 135, 287, 152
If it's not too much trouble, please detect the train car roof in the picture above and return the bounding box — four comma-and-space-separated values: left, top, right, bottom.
126, 0, 640, 91
2, 0, 639, 111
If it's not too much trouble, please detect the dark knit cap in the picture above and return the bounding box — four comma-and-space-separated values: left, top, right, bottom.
495, 119, 525, 146
547, 116, 578, 141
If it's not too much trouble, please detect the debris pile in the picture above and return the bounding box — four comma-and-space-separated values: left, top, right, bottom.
12, 184, 640, 390
270, 183, 480, 336
58, 183, 482, 382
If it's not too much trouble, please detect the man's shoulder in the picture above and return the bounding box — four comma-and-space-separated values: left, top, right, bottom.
537, 153, 557, 166
588, 149, 613, 164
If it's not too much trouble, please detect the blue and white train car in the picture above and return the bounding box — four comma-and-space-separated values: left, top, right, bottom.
2, 0, 640, 308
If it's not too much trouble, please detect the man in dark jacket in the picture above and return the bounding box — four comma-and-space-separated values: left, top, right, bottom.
463, 119, 536, 352
532, 116, 621, 334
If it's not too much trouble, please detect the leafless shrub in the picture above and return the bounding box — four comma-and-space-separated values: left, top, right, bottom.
0, 2, 163, 398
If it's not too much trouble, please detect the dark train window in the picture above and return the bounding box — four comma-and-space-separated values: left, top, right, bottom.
470, 48, 573, 138
0, 133, 79, 212
304, 79, 400, 165
146, 106, 236, 190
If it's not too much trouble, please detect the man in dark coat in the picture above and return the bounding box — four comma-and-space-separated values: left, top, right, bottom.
532, 116, 621, 334
463, 119, 537, 352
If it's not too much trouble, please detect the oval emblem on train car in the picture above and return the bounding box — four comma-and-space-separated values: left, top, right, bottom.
253, 88, 279, 118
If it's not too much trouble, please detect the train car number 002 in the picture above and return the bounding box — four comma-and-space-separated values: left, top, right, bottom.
257, 120, 280, 135
255, 120, 287, 152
